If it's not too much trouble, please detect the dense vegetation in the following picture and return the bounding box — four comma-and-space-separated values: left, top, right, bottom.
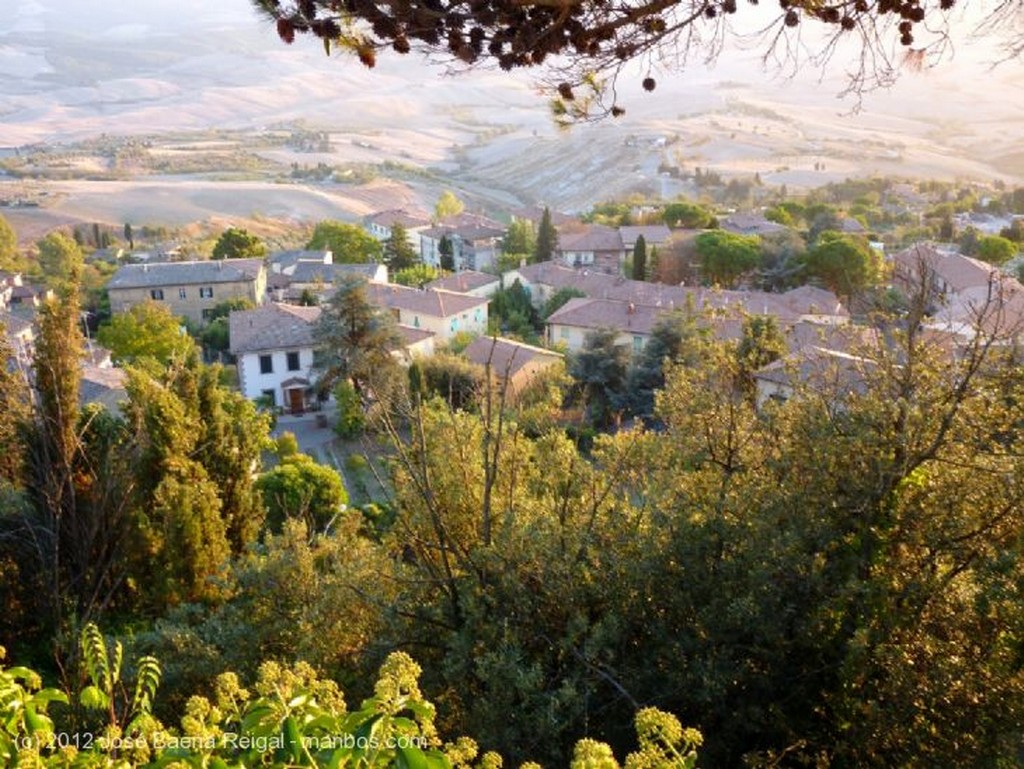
4, 233, 1024, 767
1, 624, 700, 767
4, 177, 1024, 766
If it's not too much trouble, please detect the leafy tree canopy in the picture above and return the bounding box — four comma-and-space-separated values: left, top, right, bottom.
502, 218, 536, 258
36, 232, 83, 288
307, 220, 382, 264
801, 230, 883, 296
97, 301, 197, 365
313, 274, 402, 395
0, 213, 17, 270
434, 190, 465, 220
257, 454, 349, 534
659, 199, 716, 230
976, 234, 1018, 266
212, 227, 268, 260
535, 206, 559, 262
543, 286, 586, 319
695, 230, 762, 287
394, 262, 441, 287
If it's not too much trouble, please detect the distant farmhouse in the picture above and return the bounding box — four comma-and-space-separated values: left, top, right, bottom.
107, 259, 266, 324
554, 224, 627, 274
364, 209, 432, 252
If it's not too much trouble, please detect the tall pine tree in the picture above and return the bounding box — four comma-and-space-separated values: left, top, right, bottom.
384, 222, 418, 270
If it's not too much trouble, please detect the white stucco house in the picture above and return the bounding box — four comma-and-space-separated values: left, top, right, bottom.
229, 302, 323, 413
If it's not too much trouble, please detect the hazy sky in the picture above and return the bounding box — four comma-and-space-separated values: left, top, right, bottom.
1, 0, 1022, 144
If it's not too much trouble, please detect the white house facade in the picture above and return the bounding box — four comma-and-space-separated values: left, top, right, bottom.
229, 303, 323, 413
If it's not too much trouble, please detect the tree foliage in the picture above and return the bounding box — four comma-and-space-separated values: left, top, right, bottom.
394, 263, 441, 287
632, 234, 647, 281
438, 234, 455, 272
36, 232, 83, 288
96, 301, 196, 366
307, 220, 382, 264
695, 230, 761, 287
568, 328, 629, 427
801, 229, 883, 296
976, 234, 1018, 266
383, 221, 419, 270
313, 274, 402, 396
489, 279, 540, 341
542, 286, 586, 319
0, 213, 17, 270
212, 227, 268, 260
435, 190, 465, 221
419, 352, 486, 410
662, 201, 715, 230
624, 308, 709, 419
0, 324, 29, 486
502, 218, 536, 260
1, 624, 699, 768
257, 454, 349, 535
251, 0, 979, 117
535, 207, 558, 262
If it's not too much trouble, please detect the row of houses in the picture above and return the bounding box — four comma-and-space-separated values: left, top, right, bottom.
226, 290, 568, 412
228, 279, 492, 411
15, 220, 1022, 423
364, 207, 681, 274
365, 204, 871, 275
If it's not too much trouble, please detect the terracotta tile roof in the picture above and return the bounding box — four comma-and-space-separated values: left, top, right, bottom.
0, 309, 33, 337
269, 250, 332, 270
80, 364, 128, 411
619, 224, 673, 247
288, 262, 386, 285
754, 346, 876, 395
509, 205, 577, 226
422, 213, 506, 241
425, 270, 500, 293
229, 302, 321, 355
515, 263, 849, 322
557, 224, 625, 253
720, 213, 787, 236
892, 244, 996, 293
546, 298, 662, 336
397, 325, 435, 345
367, 283, 488, 318
463, 336, 562, 378
365, 208, 431, 228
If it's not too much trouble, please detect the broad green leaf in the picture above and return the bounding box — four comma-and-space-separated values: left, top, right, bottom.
79, 684, 107, 710
396, 745, 429, 769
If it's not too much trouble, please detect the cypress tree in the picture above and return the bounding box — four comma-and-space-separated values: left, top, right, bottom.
632, 234, 647, 280
534, 207, 558, 262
